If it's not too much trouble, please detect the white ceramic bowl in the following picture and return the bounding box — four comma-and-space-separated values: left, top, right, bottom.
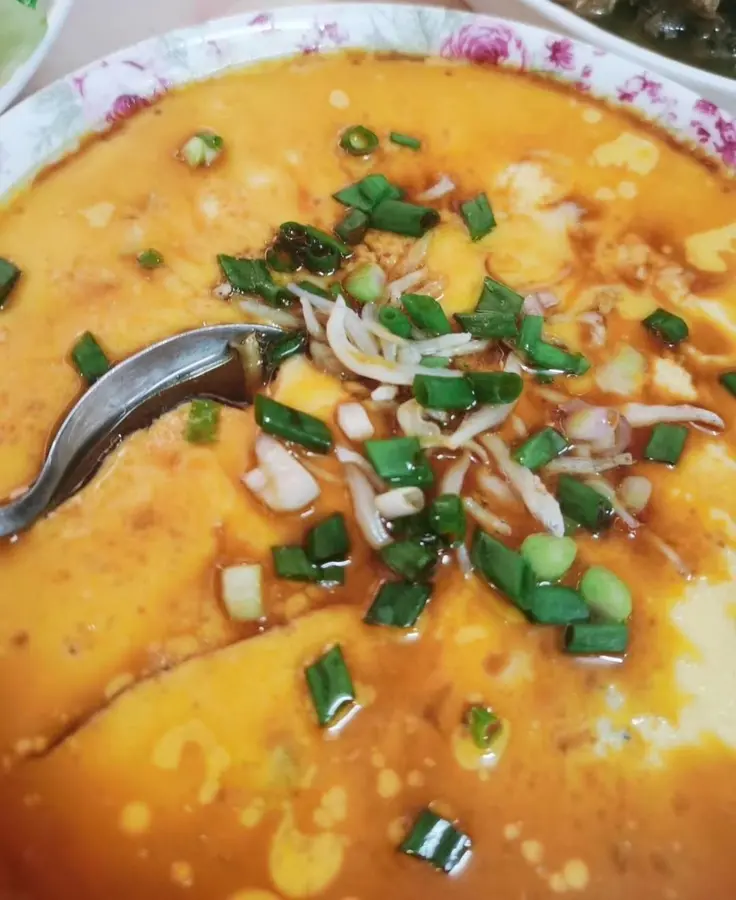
0, 0, 74, 113
470, 0, 736, 111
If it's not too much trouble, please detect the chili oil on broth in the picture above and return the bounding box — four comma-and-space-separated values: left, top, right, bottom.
0, 52, 733, 900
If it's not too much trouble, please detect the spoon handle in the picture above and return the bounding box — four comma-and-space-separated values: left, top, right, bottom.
0, 323, 279, 539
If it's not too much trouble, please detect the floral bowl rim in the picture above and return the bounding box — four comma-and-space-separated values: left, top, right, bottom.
0, 0, 734, 201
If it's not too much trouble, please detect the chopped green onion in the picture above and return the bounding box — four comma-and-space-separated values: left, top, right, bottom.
185, 398, 220, 444
413, 374, 476, 411
218, 255, 292, 307
265, 242, 301, 273
279, 222, 351, 260
518, 315, 544, 355
364, 581, 431, 627
526, 584, 589, 625
339, 125, 379, 156
455, 311, 519, 340
0, 257, 20, 308
333, 174, 403, 213
379, 541, 435, 581
467, 706, 502, 749
476, 276, 523, 315
305, 645, 355, 727
390, 131, 421, 150
265, 331, 307, 371
528, 342, 590, 376
365, 436, 434, 488
272, 546, 320, 582
720, 371, 736, 397
521, 534, 577, 582
303, 242, 342, 277
344, 262, 386, 304
370, 200, 440, 238
564, 623, 628, 656
378, 305, 413, 338
335, 208, 369, 245
644, 423, 688, 465
400, 810, 472, 874
306, 513, 350, 564
401, 293, 452, 335
429, 494, 466, 546
580, 566, 632, 623
389, 509, 440, 547
296, 280, 330, 299
564, 516, 581, 537
512, 428, 568, 471
136, 248, 164, 269
557, 476, 614, 532
255, 395, 333, 453
318, 561, 347, 586
465, 372, 523, 405
643, 307, 689, 345
460, 192, 496, 241
181, 131, 224, 168
71, 332, 110, 384
421, 356, 451, 368
471, 529, 533, 608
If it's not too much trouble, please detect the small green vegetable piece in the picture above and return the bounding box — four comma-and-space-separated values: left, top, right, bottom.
518, 315, 544, 355
644, 423, 688, 465
720, 371, 736, 397
521, 534, 577, 582
529, 342, 590, 376
255, 395, 333, 454
476, 276, 523, 315
580, 566, 633, 622
389, 508, 439, 548
306, 513, 350, 564
369, 200, 440, 238
557, 476, 614, 532
365, 436, 434, 488
400, 810, 472, 874
429, 494, 466, 546
71, 332, 110, 384
272, 546, 321, 582
305, 645, 355, 727
265, 242, 300, 273
217, 255, 292, 307
402, 293, 452, 335
344, 262, 386, 304
643, 307, 689, 345
378, 305, 413, 338
413, 374, 476, 411
339, 125, 379, 156
465, 372, 523, 405
333, 174, 403, 213
467, 705, 502, 749
335, 208, 369, 245
421, 356, 451, 369
564, 623, 629, 656
185, 398, 220, 444
526, 584, 589, 625
460, 192, 496, 241
181, 131, 224, 167
0, 257, 21, 307
389, 132, 421, 150
379, 541, 435, 581
318, 561, 347, 586
513, 428, 568, 471
455, 311, 519, 339
265, 331, 307, 371
471, 529, 533, 608
136, 248, 164, 269
364, 581, 431, 628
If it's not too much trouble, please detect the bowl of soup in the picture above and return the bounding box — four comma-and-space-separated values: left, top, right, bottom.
0, 4, 734, 899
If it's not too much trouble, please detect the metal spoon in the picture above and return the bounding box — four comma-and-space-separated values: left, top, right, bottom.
0, 323, 281, 539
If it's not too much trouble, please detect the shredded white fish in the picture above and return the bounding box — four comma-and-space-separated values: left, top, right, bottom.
476, 470, 517, 505
335, 446, 385, 490
375, 486, 425, 519
243, 435, 319, 512
463, 496, 512, 536
417, 174, 456, 201
371, 384, 399, 403
411, 333, 473, 355
344, 308, 380, 356
397, 399, 442, 439
343, 464, 392, 549
298, 295, 324, 338
214, 282, 233, 299
445, 403, 515, 450
238, 298, 300, 329
455, 543, 474, 578
645, 531, 691, 579
397, 344, 422, 366
388, 268, 427, 301
440, 452, 472, 495
621, 403, 725, 431
544, 453, 634, 475
482, 434, 565, 537
510, 415, 528, 439
504, 352, 523, 376
337, 402, 374, 442
586, 477, 639, 531
287, 282, 335, 313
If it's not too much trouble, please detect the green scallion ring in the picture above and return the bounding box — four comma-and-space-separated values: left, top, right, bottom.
339, 125, 380, 157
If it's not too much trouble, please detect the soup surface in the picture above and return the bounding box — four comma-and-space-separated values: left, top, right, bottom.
0, 53, 735, 900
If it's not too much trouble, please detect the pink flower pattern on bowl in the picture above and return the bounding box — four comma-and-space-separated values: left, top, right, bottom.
0, 4, 734, 197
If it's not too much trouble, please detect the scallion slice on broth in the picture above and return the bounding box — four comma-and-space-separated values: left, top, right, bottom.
255, 395, 333, 454
136, 248, 164, 269
580, 566, 632, 623
344, 262, 386, 304
0, 257, 20, 308
460, 192, 496, 241
71, 332, 110, 384
185, 398, 220, 444
364, 581, 431, 628
305, 645, 355, 727
365, 437, 434, 488
339, 125, 379, 156
528, 341, 590, 376
379, 541, 435, 581
642, 307, 689, 345
217, 255, 293, 307
306, 513, 350, 564
333, 173, 403, 212
389, 131, 421, 150
400, 809, 472, 874
413, 374, 476, 411
272, 546, 321, 582
512, 428, 568, 471
369, 200, 440, 238
428, 494, 466, 546
467, 705, 502, 749
401, 293, 452, 335
518, 314, 544, 355
644, 423, 688, 465
557, 476, 614, 532
265, 331, 307, 371
525, 584, 589, 625
476, 276, 523, 315
335, 208, 369, 245
564, 622, 629, 656
181, 131, 224, 168
455, 311, 519, 339
465, 372, 523, 405
720, 371, 736, 397
471, 529, 534, 608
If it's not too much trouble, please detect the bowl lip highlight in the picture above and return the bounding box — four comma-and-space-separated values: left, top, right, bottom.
510, 0, 736, 99
0, 0, 76, 114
